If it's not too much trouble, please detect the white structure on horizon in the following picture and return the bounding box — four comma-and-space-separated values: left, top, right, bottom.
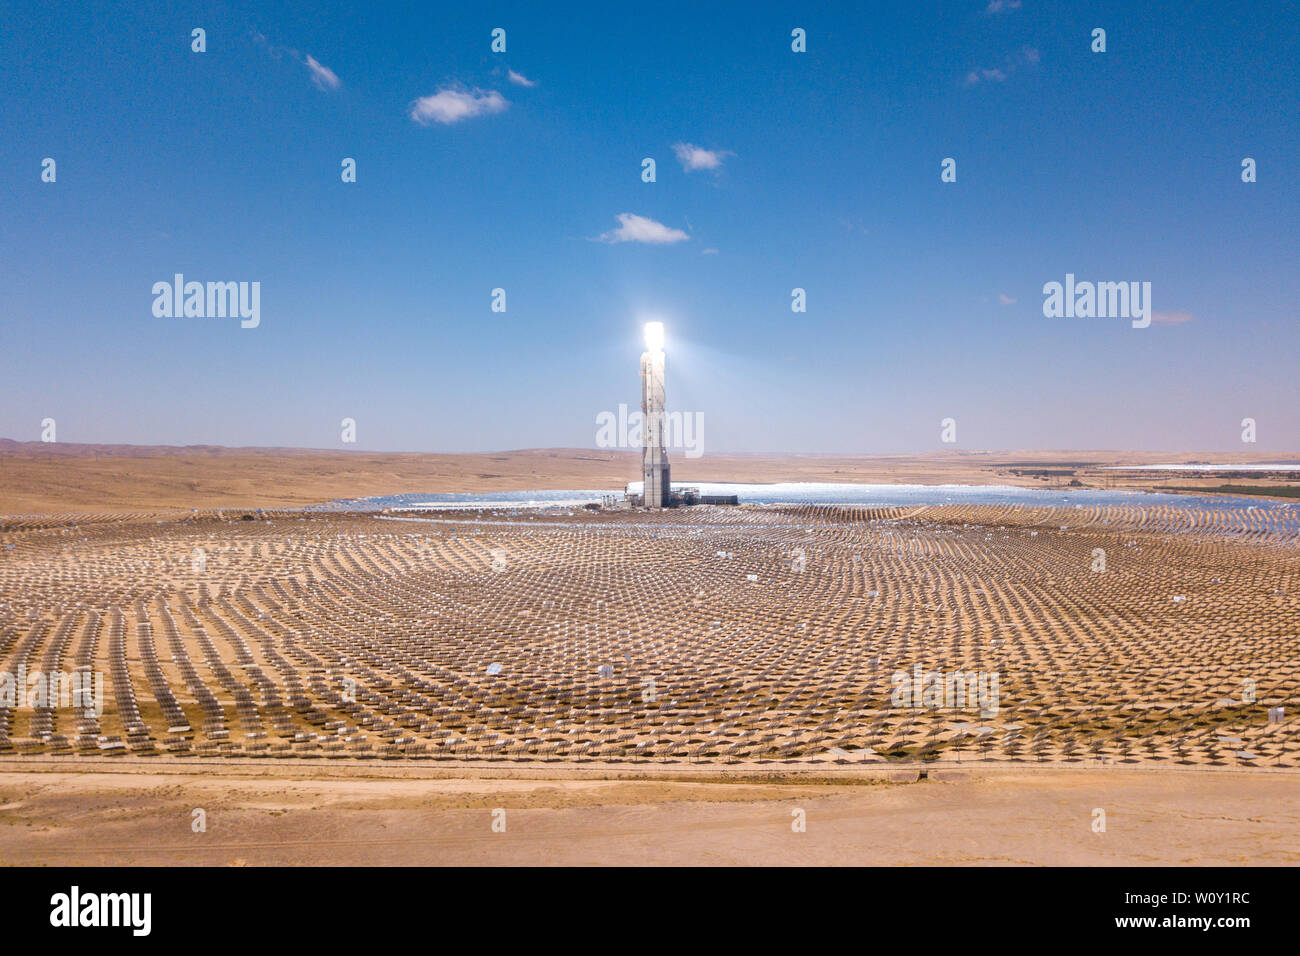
640, 321, 670, 508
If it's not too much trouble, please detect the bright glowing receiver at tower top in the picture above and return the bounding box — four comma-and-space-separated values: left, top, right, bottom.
643, 321, 665, 353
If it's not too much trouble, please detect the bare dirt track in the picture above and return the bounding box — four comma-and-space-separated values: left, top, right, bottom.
1, 762, 1295, 866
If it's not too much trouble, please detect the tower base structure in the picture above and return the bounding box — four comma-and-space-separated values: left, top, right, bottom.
642, 458, 670, 509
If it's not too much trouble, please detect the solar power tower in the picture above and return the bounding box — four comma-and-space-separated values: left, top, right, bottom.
640, 321, 670, 508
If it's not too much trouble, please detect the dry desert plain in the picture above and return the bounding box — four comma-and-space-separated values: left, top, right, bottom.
0, 443, 1298, 865
2, 441, 1299, 513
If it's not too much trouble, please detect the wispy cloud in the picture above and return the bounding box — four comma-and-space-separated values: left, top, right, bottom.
252, 32, 341, 92
507, 69, 536, 87
998, 292, 1017, 305
672, 143, 733, 172
963, 46, 1039, 86
596, 213, 690, 244
702, 247, 719, 255
1152, 310, 1194, 325
410, 86, 509, 125
304, 55, 340, 91
986, 0, 1022, 13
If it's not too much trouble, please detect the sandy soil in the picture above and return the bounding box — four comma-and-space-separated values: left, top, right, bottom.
0, 762, 1294, 866
1, 442, 1296, 512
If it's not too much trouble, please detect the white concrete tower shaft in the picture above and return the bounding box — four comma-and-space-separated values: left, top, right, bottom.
640, 346, 670, 508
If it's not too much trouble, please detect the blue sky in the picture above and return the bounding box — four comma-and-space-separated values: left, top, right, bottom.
2, 0, 1297, 453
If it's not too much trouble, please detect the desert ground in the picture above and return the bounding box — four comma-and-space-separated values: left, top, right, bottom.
1, 441, 1298, 513
2, 762, 1296, 866
0, 468, 1297, 863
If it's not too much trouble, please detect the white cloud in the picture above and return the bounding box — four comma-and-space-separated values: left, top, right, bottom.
304, 55, 340, 91
410, 86, 509, 125
963, 47, 1039, 86
965, 67, 1007, 86
702, 248, 719, 255
986, 0, 1022, 12
672, 142, 732, 172
597, 213, 690, 245
998, 293, 1017, 305
1152, 310, 1194, 325
251, 33, 341, 92
507, 69, 536, 87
